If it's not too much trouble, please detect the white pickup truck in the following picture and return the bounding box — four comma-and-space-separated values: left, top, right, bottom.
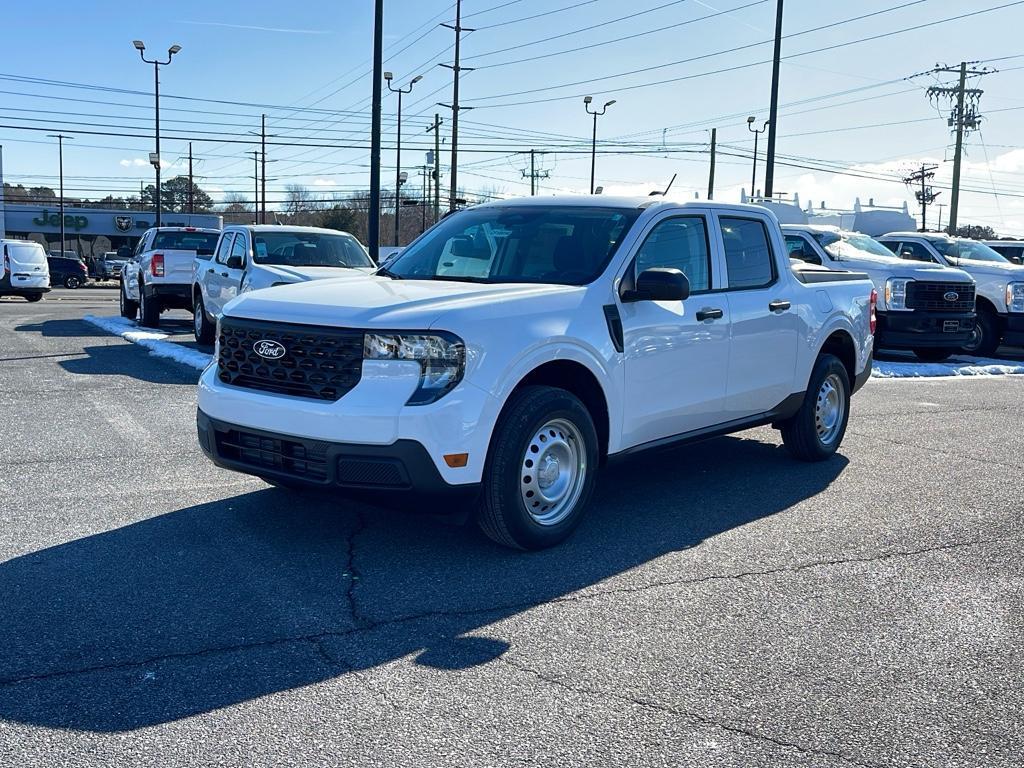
120, 226, 221, 327
197, 197, 875, 549
876, 232, 1024, 355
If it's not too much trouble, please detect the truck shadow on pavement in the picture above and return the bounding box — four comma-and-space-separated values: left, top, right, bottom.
0, 438, 847, 732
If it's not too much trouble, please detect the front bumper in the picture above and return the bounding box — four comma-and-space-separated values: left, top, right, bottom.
1003, 313, 1024, 347
197, 409, 479, 501
875, 310, 975, 350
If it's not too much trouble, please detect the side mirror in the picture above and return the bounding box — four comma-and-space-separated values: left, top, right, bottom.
226, 255, 244, 270
622, 268, 690, 302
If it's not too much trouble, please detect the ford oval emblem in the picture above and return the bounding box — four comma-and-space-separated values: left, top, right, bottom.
253, 339, 286, 359
943, 291, 959, 302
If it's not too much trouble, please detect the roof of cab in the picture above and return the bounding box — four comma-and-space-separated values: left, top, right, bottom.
879, 231, 952, 240
470, 194, 778, 215
226, 224, 358, 236
148, 226, 221, 233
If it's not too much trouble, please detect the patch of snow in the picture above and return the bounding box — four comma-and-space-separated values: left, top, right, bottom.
84, 315, 213, 371
871, 355, 1024, 379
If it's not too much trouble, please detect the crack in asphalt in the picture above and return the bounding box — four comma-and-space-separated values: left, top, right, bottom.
0, 532, 1017, 690
495, 655, 886, 768
344, 511, 370, 629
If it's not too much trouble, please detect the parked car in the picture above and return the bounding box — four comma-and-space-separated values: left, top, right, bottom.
783, 225, 975, 362
877, 232, 1024, 355
1, 240, 50, 301
982, 240, 1024, 265
120, 226, 220, 328
196, 197, 875, 550
46, 254, 88, 289
100, 250, 130, 280
191, 225, 375, 344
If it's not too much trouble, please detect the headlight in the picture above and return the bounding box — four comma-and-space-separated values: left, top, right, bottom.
364, 332, 465, 405
1007, 282, 1024, 313
884, 278, 912, 311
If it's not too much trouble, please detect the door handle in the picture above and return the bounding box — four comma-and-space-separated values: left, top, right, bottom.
695, 307, 724, 322
769, 299, 791, 313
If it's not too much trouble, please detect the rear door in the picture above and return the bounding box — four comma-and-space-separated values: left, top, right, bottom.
618, 209, 731, 448
716, 212, 799, 418
221, 230, 249, 306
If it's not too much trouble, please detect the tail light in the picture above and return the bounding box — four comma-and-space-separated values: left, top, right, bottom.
151, 253, 165, 277
869, 289, 878, 335
2, 246, 9, 278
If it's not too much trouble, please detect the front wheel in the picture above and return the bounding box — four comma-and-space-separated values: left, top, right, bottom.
63, 275, 81, 289
477, 386, 599, 550
25, 294, 43, 303
779, 354, 851, 462
961, 310, 1000, 358
913, 347, 957, 363
193, 294, 216, 345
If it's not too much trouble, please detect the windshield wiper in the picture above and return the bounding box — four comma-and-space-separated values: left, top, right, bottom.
376, 265, 403, 280
429, 275, 493, 284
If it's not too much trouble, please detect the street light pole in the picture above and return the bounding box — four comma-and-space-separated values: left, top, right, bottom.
386, 73, 422, 247
747, 116, 769, 197
133, 40, 181, 227
46, 133, 73, 256
584, 96, 616, 195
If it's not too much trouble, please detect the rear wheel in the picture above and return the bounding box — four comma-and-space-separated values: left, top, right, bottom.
913, 347, 957, 363
779, 354, 851, 462
961, 309, 1000, 358
193, 293, 216, 345
63, 275, 81, 289
138, 280, 161, 328
477, 386, 599, 550
119, 280, 138, 320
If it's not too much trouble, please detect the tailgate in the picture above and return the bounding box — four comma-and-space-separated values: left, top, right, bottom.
158, 250, 199, 283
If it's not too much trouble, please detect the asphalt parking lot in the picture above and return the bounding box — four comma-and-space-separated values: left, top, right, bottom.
1, 292, 1021, 768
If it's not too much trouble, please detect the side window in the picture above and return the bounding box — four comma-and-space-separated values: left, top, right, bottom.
133, 234, 148, 258
899, 242, 935, 263
215, 233, 235, 265
784, 234, 820, 264
634, 216, 711, 292
879, 240, 899, 254
720, 217, 776, 289
230, 233, 248, 267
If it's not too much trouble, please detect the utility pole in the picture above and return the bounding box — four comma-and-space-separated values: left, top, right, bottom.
187, 141, 194, 214
584, 96, 616, 194
47, 134, 73, 256
707, 128, 717, 200
903, 163, 940, 231
425, 114, 442, 223
520, 150, 550, 195
421, 166, 428, 233
440, 0, 474, 212
260, 113, 266, 224
763, 0, 784, 197
921, 61, 992, 234
249, 151, 259, 224
368, 0, 384, 261
134, 41, 181, 227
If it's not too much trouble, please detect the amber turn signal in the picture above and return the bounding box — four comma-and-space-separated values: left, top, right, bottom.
443, 453, 469, 468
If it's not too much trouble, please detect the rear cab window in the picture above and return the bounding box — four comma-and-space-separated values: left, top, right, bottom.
719, 216, 777, 289
152, 231, 220, 256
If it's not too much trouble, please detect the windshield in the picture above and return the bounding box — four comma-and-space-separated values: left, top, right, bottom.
931, 239, 1010, 264
153, 231, 220, 255
813, 231, 899, 261
384, 205, 641, 284
252, 231, 373, 269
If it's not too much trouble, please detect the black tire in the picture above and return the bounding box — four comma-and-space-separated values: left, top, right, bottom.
779, 354, 851, 462
25, 294, 43, 303
913, 347, 957, 363
63, 275, 81, 289
961, 309, 1000, 358
477, 385, 599, 550
119, 280, 138, 320
193, 293, 216, 345
138, 279, 161, 328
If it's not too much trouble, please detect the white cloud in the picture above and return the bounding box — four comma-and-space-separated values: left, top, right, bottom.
118, 157, 184, 171
311, 178, 337, 187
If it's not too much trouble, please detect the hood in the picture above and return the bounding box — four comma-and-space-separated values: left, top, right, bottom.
257, 264, 375, 283
223, 275, 582, 328
948, 259, 1024, 278
883, 261, 974, 283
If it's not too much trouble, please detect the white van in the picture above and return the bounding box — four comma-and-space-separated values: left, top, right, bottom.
1, 240, 50, 302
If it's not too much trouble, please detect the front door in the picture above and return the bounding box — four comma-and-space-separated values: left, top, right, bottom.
618, 211, 730, 449
205, 233, 236, 315
716, 213, 799, 418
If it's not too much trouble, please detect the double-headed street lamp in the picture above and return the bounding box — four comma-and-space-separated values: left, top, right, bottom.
385, 72, 422, 246
584, 96, 616, 195
46, 133, 73, 256
133, 40, 181, 226
747, 115, 769, 198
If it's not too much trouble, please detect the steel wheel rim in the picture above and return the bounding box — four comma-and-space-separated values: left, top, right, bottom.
964, 323, 982, 352
519, 418, 587, 526
815, 373, 845, 446
194, 303, 203, 335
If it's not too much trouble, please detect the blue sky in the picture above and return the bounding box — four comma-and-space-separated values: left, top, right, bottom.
1, 0, 1023, 233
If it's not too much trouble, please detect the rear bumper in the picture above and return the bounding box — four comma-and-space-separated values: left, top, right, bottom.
0, 274, 50, 294
197, 409, 479, 502
144, 281, 192, 308
875, 310, 975, 349
1003, 313, 1024, 347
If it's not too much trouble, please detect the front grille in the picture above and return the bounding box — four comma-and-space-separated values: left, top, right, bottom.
906, 281, 975, 312
337, 457, 410, 488
218, 317, 363, 401
216, 428, 330, 482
